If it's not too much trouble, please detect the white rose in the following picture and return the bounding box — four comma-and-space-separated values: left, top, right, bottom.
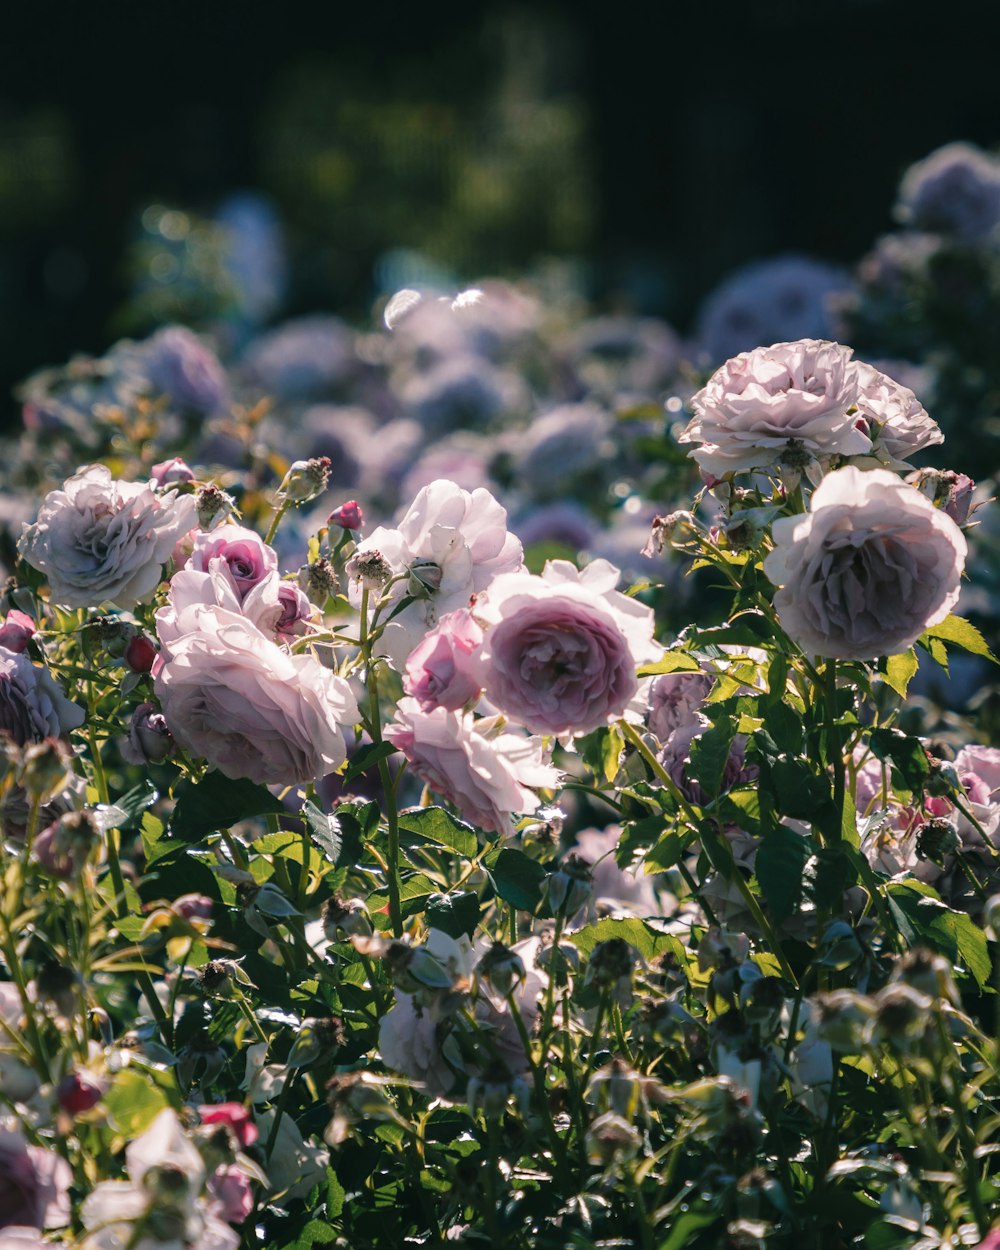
763, 466, 966, 660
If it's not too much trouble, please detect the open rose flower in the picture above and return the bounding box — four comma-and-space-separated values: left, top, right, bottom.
853, 362, 943, 467
18, 465, 197, 610
188, 525, 278, 598
0, 650, 84, 745
678, 339, 871, 478
349, 479, 523, 667
154, 601, 357, 785
763, 466, 966, 660
403, 609, 486, 711
385, 698, 560, 835
476, 559, 661, 737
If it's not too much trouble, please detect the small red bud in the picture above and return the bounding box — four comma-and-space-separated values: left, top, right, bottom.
328, 500, 364, 531
57, 1072, 104, 1115
124, 634, 158, 674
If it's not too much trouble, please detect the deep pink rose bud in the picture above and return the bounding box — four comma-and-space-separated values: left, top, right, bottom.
124, 633, 158, 673
328, 500, 364, 531
0, 610, 36, 653
151, 457, 196, 488
403, 609, 486, 712
198, 1102, 259, 1148
56, 1071, 104, 1115
276, 582, 315, 637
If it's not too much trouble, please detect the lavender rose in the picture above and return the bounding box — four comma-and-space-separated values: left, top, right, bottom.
853, 362, 943, 467
18, 465, 197, 610
385, 698, 560, 835
0, 1130, 71, 1230
0, 650, 83, 746
403, 609, 486, 712
678, 339, 872, 479
189, 526, 278, 598
477, 559, 661, 737
154, 602, 357, 785
763, 466, 967, 660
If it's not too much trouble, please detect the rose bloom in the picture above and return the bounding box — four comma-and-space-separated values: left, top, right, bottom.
385, 698, 560, 835
349, 479, 523, 667
678, 339, 871, 478
853, 362, 943, 467
0, 649, 84, 746
0, 1128, 71, 1231
763, 466, 967, 660
18, 465, 197, 610
188, 525, 278, 597
403, 609, 486, 712
476, 558, 661, 737
164, 559, 317, 646
154, 601, 357, 785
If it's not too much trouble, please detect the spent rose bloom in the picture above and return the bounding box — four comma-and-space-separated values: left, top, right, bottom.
763, 466, 967, 660
385, 698, 561, 835
0, 649, 84, 746
476, 559, 661, 737
403, 609, 486, 712
0, 1128, 72, 1230
18, 465, 197, 610
154, 601, 357, 785
678, 339, 871, 478
349, 479, 523, 666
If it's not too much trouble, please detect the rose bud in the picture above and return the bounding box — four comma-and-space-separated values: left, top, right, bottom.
280, 457, 331, 504
0, 609, 36, 654
122, 703, 174, 765
151, 457, 196, 489
56, 1070, 105, 1115
124, 633, 158, 673
328, 500, 364, 531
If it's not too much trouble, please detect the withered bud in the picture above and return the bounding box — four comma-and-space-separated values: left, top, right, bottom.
322, 894, 372, 941
344, 549, 393, 593
196, 483, 237, 529
584, 938, 636, 989
915, 817, 959, 864
475, 942, 526, 998
280, 457, 331, 504
297, 557, 339, 606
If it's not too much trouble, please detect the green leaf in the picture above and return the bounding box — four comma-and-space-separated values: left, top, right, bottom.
104, 1068, 170, 1138
569, 916, 685, 964
881, 648, 918, 698
637, 651, 703, 677
171, 772, 285, 841
646, 830, 689, 870
302, 801, 343, 865
141, 810, 185, 868
581, 725, 625, 783
687, 716, 736, 799
868, 728, 930, 793
399, 807, 478, 858
342, 740, 396, 784
425, 890, 480, 938
922, 614, 999, 664
293, 1219, 338, 1249
326, 1167, 345, 1219
755, 825, 812, 922
113, 779, 159, 830
657, 1209, 721, 1250
885, 883, 992, 986
718, 789, 761, 836
485, 847, 546, 911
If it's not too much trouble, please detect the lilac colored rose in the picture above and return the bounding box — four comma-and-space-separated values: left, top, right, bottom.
646, 670, 713, 743
151, 456, 196, 488
207, 1165, 255, 1225
19, 466, 198, 610
0, 649, 84, 746
0, 612, 35, 655
763, 467, 966, 660
154, 601, 357, 785
658, 721, 755, 806
896, 142, 1000, 242
679, 339, 872, 478
385, 698, 560, 835
141, 326, 230, 414
853, 362, 943, 467
121, 701, 174, 765
0, 1130, 71, 1230
274, 582, 316, 638
477, 559, 661, 737
189, 526, 278, 598
403, 609, 486, 712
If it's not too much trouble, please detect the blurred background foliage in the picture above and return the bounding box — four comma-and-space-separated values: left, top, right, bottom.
0, 0, 998, 425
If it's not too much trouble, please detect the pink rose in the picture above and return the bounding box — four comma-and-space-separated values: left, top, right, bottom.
477, 559, 661, 737
403, 609, 486, 712
189, 526, 278, 598
151, 457, 196, 488
154, 601, 357, 785
0, 1130, 71, 1230
679, 339, 871, 478
207, 1166, 254, 1225
763, 466, 966, 660
385, 698, 560, 835
646, 670, 713, 744
0, 613, 35, 655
